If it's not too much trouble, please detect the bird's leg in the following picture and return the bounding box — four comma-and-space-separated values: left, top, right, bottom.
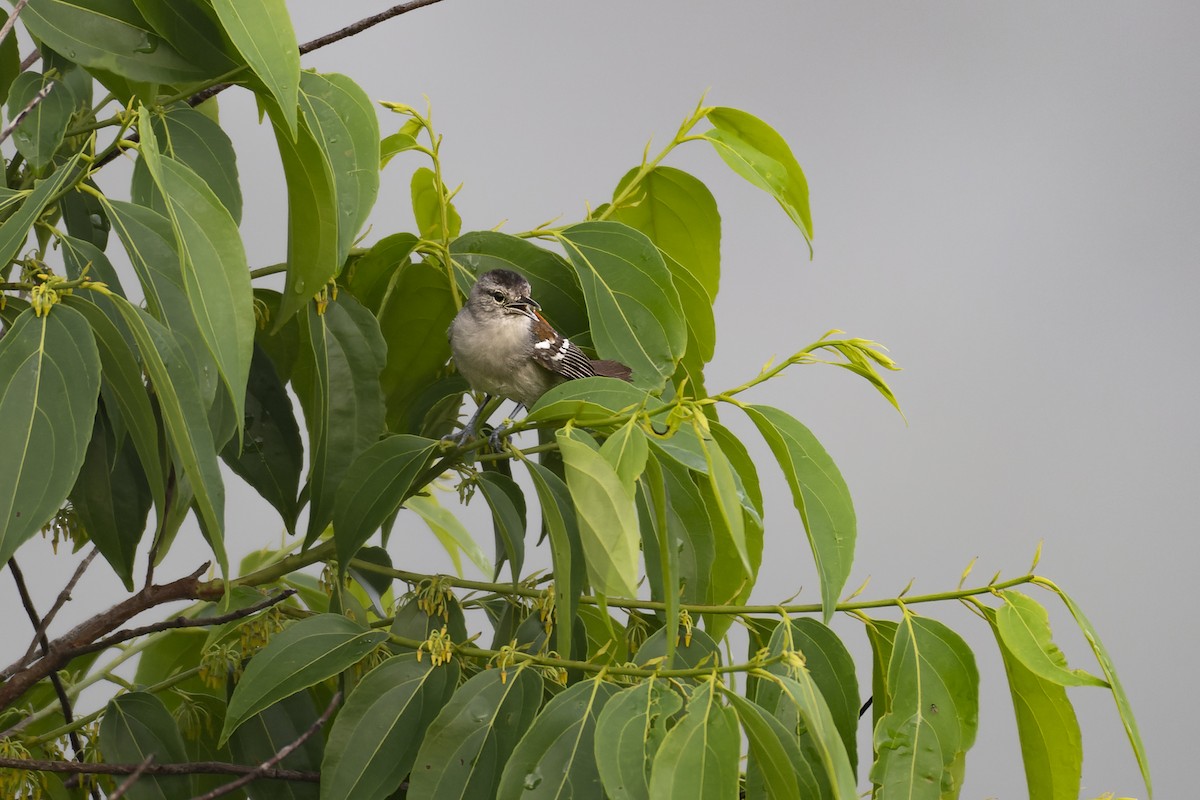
448, 393, 496, 447
487, 403, 526, 452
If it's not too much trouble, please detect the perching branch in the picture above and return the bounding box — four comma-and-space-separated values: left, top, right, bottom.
106, 755, 154, 800
0, 755, 318, 784
15, 548, 98, 672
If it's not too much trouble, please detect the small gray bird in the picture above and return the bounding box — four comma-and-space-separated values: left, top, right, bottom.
448, 268, 631, 443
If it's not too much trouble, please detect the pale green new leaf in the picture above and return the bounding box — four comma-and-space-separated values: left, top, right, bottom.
412, 166, 461, 241
594, 679, 681, 800
600, 416, 649, 491
648, 681, 739, 799
210, 0, 300, 136
404, 492, 491, 577
996, 590, 1107, 687
0, 306, 100, 567
497, 678, 620, 799
220, 614, 388, 744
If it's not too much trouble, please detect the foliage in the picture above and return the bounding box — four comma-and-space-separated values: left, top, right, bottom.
0, 2, 1149, 799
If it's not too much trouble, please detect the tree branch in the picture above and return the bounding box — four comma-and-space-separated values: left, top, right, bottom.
0, 756, 318, 783
15, 548, 98, 672
0, 0, 29, 49
107, 755, 154, 800
0, 79, 54, 145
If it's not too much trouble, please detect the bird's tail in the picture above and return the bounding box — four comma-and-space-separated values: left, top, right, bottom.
590, 359, 633, 382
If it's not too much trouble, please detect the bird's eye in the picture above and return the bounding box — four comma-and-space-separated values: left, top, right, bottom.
490, 290, 505, 302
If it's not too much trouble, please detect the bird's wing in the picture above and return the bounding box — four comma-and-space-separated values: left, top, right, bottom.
529, 312, 596, 380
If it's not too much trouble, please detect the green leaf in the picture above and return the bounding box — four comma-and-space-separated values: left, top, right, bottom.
408, 667, 543, 800
380, 131, 418, 167
635, 626, 721, 671
769, 671, 859, 799
22, 0, 208, 84
594, 679, 682, 800
340, 232, 418, 314
497, 678, 619, 800
132, 0, 240, 77
599, 417, 649, 490
69, 408, 151, 590
209, 0, 299, 136
321, 655, 458, 800
556, 221, 687, 391
270, 110, 340, 326
389, 591, 468, 651
871, 615, 979, 798
299, 72, 381, 264
1038, 579, 1152, 798
404, 492, 491, 577
723, 691, 805, 800
525, 459, 585, 658
476, 470, 527, 583
526, 376, 649, 425
741, 404, 855, 622
452, 232, 590, 342
137, 107, 255, 439
378, 261, 457, 432
227, 691, 324, 800
0, 153, 82, 267
995, 590, 1107, 688
0, 306, 100, 566
982, 606, 1082, 800
0, 10, 19, 105
61, 234, 123, 296
411, 166, 461, 241
695, 427, 749, 572
293, 295, 387, 543
864, 617, 899, 730
657, 456, 714, 606
131, 104, 243, 223
702, 106, 813, 249
220, 614, 387, 745
557, 427, 640, 598
8, 70, 72, 172
60, 179, 112, 251
648, 681, 739, 799
220, 344, 303, 532
99, 692, 193, 799
332, 434, 440, 567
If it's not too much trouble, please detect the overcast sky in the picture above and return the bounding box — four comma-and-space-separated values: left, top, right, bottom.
3, 2, 1195, 795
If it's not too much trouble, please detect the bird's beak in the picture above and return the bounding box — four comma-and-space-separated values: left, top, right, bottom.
508, 295, 541, 319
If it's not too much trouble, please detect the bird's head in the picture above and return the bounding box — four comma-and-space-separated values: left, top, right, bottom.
468, 269, 541, 320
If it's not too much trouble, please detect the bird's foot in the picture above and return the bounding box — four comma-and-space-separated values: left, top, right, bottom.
487, 419, 515, 453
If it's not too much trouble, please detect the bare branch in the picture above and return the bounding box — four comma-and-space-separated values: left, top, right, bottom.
0, 756, 318, 783
107, 755, 154, 800
0, 0, 30, 49
187, 691, 341, 799
16, 548, 99, 671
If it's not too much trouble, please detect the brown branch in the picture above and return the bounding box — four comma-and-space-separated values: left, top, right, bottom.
0, 0, 29, 49
0, 756, 318, 783
16, 548, 99, 672
107, 755, 154, 799
188, 691, 340, 799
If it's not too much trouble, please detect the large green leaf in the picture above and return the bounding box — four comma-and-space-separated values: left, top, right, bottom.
525, 459, 585, 658
7, 70, 72, 172
22, 0, 208, 84
340, 232, 418, 314
0, 10, 19, 105
99, 692, 193, 799
220, 614, 388, 744
995, 590, 1107, 688
132, 0, 238, 75
983, 606, 1082, 800
137, 107, 254, 440
497, 677, 619, 800
556, 221, 687, 391
657, 456, 714, 606
408, 667, 543, 800
594, 679, 681, 800
60, 179, 112, 252
769, 672, 859, 799
741, 404, 855, 622
321, 655, 458, 800
452, 232, 590, 342
209, 0, 299, 136
378, 261, 457, 432
525, 376, 649, 425
131, 104, 243, 223
695, 429, 748, 572
476, 470, 527, 583
332, 434, 440, 567
293, 296, 387, 543
648, 681, 739, 799
599, 417, 649, 491
0, 306, 100, 566
871, 615, 979, 798
702, 106, 813, 249
69, 408, 151, 590
299, 72, 380, 264
227, 691, 323, 800
0, 153, 82, 267
724, 691, 808, 800
1038, 580, 1152, 798
557, 427, 640, 598
220, 343, 303, 532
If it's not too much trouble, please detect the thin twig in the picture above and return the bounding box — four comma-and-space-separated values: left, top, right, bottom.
107, 755, 154, 800
16, 548, 99, 671
0, 756, 318, 783
0, 0, 30, 49
0, 80, 55, 145
187, 691, 341, 800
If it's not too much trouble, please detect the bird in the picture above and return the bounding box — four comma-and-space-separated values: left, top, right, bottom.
448, 268, 631, 445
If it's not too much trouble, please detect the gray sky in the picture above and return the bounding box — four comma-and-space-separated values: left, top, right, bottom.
4, 2, 1195, 796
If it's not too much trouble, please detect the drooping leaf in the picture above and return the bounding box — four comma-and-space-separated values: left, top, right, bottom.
476, 470, 527, 583
209, 0, 300, 136
723, 691, 807, 800
525, 377, 649, 425
702, 106, 813, 249
768, 671, 859, 799
657, 456, 714, 606
0, 306, 100, 567
220, 343, 303, 532
60, 235, 123, 296
332, 434, 440, 567
60, 179, 112, 252
557, 427, 640, 598
0, 10, 19, 105
220, 614, 388, 745
741, 404, 855, 622
408, 667, 543, 800
648, 681, 739, 799
7, 70, 73, 172
864, 617, 899, 731
131, 104, 243, 223
525, 459, 585, 657
99, 692, 193, 799
599, 417, 649, 491
227, 691, 323, 800
411, 166, 461, 241
340, 232, 418, 314
497, 677, 619, 800
555, 222, 686, 391
22, 0, 208, 84
695, 428, 749, 571
132, 0, 240, 77
594, 679, 682, 800
983, 606, 1082, 800
995, 590, 1108, 687
293, 295, 387, 544
403, 492, 491, 577
0, 153, 83, 268
320, 655, 458, 800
